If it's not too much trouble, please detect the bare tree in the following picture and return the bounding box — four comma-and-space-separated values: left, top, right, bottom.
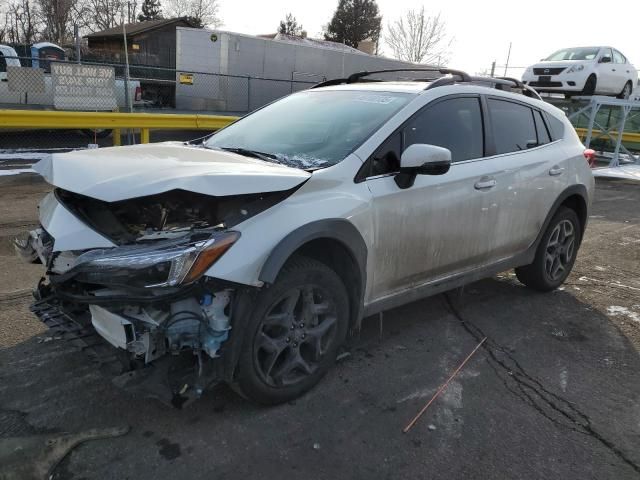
85, 0, 126, 31
14, 0, 39, 43
37, 0, 76, 43
384, 8, 451, 65
164, 0, 221, 28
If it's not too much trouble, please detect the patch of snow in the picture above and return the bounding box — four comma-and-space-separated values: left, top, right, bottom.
275, 153, 329, 170
397, 387, 434, 404
592, 165, 640, 181
0, 152, 51, 161
559, 368, 568, 392
606, 306, 640, 323
0, 168, 36, 176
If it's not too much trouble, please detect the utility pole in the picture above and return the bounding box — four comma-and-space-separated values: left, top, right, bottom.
74, 23, 81, 63
490, 61, 496, 77
122, 17, 134, 144
503, 42, 512, 77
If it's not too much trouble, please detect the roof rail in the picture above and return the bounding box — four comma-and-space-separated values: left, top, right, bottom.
311, 68, 471, 89
311, 68, 542, 100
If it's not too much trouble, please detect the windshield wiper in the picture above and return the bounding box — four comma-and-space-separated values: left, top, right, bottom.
218, 147, 277, 161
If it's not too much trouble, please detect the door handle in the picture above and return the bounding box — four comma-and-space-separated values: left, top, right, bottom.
549, 166, 565, 176
474, 176, 497, 190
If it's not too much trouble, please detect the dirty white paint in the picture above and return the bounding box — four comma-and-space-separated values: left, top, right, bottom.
559, 368, 568, 392
606, 306, 640, 323
594, 266, 606, 271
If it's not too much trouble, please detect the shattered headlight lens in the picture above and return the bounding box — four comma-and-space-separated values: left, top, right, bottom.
70, 231, 239, 288
566, 64, 585, 73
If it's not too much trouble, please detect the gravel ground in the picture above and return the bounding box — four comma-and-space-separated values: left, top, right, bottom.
0, 175, 638, 479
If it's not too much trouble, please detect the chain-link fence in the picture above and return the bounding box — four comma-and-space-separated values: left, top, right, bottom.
0, 55, 321, 153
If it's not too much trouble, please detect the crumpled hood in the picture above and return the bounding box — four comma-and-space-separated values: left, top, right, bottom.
34, 142, 311, 202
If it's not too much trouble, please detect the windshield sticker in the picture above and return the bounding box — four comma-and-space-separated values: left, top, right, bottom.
353, 95, 397, 105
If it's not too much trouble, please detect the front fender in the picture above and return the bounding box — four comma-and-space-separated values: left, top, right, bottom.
258, 218, 367, 286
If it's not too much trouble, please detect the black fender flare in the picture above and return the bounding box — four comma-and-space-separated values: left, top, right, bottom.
259, 219, 368, 328
259, 219, 368, 286
531, 184, 589, 253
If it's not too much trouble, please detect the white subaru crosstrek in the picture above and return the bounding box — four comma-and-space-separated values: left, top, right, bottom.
522, 46, 638, 99
16, 69, 595, 406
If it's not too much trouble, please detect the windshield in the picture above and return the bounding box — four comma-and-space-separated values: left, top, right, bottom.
204, 90, 412, 170
545, 47, 600, 61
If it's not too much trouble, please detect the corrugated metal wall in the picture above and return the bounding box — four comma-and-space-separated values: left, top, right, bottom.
175, 28, 422, 112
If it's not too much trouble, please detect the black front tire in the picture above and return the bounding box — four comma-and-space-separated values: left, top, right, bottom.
235, 256, 349, 405
515, 207, 582, 292
582, 75, 597, 96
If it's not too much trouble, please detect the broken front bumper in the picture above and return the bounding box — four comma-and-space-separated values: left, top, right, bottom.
30, 280, 236, 407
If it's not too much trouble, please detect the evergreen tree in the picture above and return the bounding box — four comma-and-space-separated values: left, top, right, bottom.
278, 13, 302, 36
138, 0, 163, 22
324, 0, 381, 49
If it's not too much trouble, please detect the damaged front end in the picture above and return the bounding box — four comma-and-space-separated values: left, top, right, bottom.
16, 187, 288, 407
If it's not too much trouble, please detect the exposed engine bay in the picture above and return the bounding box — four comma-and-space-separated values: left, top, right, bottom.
56, 188, 291, 244
16, 187, 295, 407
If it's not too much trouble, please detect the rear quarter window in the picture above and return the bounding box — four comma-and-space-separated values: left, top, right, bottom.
545, 113, 566, 141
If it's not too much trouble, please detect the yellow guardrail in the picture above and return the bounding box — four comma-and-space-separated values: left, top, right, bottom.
0, 109, 239, 146
575, 127, 640, 144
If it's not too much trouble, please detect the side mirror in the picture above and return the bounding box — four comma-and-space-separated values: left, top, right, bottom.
395, 144, 451, 189
599, 56, 611, 64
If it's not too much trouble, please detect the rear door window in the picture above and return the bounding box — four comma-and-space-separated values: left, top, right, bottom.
404, 97, 484, 162
487, 99, 538, 154
613, 50, 626, 64
0, 52, 6, 73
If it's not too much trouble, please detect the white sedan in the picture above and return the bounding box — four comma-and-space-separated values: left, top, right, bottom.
522, 46, 637, 99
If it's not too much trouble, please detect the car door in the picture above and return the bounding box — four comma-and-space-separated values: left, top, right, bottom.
364, 95, 506, 300
483, 97, 567, 260
596, 48, 618, 93
613, 49, 632, 93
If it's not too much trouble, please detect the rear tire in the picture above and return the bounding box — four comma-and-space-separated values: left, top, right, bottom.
515, 207, 581, 292
617, 81, 633, 99
235, 256, 349, 405
581, 75, 597, 96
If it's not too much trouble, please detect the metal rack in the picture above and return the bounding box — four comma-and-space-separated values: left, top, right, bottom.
544, 95, 640, 168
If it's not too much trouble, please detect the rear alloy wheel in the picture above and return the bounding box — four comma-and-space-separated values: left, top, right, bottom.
618, 81, 633, 100
515, 207, 581, 291
236, 257, 349, 404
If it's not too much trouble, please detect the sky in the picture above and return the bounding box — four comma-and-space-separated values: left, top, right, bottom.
217, 0, 640, 77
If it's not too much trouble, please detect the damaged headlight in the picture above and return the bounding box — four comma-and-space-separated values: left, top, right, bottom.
68, 231, 239, 288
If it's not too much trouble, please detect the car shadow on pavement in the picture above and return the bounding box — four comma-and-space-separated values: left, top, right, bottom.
1, 276, 639, 480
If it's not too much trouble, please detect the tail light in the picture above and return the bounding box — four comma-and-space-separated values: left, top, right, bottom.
583, 148, 596, 167
135, 86, 142, 102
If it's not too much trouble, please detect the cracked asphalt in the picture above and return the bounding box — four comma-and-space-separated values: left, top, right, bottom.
0, 175, 639, 479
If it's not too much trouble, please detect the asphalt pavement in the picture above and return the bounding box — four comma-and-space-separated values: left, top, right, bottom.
0, 178, 638, 480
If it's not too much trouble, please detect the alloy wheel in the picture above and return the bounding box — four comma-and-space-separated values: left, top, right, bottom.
254, 285, 338, 387
545, 219, 576, 281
